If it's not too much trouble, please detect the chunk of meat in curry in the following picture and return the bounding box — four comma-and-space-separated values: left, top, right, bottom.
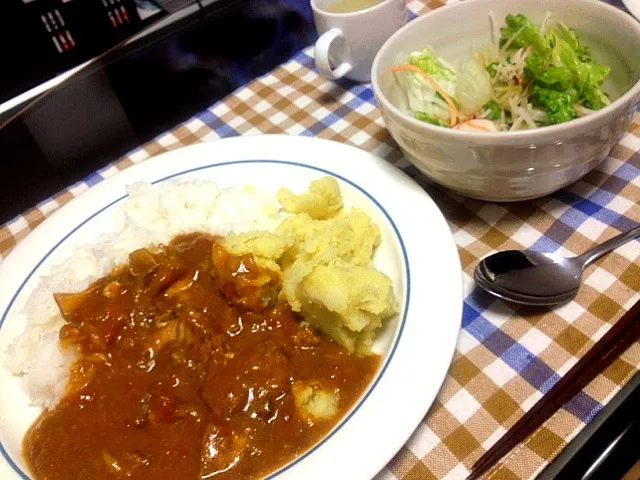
24, 233, 380, 480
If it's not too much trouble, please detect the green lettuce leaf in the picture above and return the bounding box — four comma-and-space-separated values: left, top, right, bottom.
394, 60, 455, 122
580, 61, 611, 109
499, 14, 551, 58
581, 84, 611, 109
531, 86, 577, 124
551, 37, 610, 108
525, 53, 573, 90
550, 23, 592, 62
407, 48, 456, 81
483, 100, 502, 120
414, 111, 449, 127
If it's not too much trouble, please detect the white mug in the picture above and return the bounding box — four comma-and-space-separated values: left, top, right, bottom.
311, 0, 407, 83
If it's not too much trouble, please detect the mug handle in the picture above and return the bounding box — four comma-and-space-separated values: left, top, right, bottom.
314, 28, 353, 80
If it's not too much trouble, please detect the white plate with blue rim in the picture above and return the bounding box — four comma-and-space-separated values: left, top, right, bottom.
622, 0, 640, 20
623, 0, 640, 22
0, 135, 462, 480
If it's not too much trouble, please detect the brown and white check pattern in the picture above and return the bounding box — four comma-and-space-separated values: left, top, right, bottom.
1, 1, 639, 479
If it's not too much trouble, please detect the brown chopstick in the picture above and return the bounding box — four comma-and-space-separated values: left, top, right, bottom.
467, 298, 640, 480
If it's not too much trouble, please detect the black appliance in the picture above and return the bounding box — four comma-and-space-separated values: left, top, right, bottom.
0, 0, 167, 105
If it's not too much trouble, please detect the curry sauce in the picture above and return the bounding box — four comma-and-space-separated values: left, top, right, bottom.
24, 233, 380, 480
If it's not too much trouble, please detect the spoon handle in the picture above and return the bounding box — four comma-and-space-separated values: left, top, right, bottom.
577, 225, 640, 267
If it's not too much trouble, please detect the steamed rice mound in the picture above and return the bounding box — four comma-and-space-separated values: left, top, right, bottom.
5, 180, 286, 408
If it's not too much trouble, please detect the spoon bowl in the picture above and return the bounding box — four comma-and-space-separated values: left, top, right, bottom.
475, 226, 640, 306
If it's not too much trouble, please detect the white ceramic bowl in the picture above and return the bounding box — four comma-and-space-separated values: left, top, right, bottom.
371, 0, 640, 202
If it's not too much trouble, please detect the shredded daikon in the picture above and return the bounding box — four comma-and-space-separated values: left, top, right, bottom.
489, 11, 499, 49
540, 11, 554, 34
575, 104, 595, 117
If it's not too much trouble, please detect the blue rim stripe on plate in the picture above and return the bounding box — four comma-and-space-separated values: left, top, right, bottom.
0, 160, 410, 479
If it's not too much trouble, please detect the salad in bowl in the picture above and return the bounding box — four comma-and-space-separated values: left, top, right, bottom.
392, 13, 612, 132
371, 0, 640, 201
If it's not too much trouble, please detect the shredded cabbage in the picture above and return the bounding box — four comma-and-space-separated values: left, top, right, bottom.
455, 55, 492, 116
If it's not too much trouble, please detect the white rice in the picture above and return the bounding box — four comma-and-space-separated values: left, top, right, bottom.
5, 179, 287, 409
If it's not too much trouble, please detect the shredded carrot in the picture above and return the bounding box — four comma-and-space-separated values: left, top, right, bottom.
391, 64, 458, 126
453, 119, 493, 132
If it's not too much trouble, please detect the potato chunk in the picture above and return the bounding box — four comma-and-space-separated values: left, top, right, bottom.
291, 381, 339, 421
277, 208, 381, 268
295, 263, 397, 353
219, 230, 293, 277
277, 177, 343, 220
277, 208, 396, 353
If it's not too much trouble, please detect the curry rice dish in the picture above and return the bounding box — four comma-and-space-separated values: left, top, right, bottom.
9, 177, 398, 479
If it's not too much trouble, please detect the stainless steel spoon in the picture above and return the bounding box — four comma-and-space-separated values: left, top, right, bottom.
474, 225, 640, 306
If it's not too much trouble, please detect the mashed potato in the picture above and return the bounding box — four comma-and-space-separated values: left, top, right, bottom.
221, 177, 397, 354
276, 176, 343, 220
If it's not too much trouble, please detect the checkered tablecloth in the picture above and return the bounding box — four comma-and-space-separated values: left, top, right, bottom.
2, 1, 639, 479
